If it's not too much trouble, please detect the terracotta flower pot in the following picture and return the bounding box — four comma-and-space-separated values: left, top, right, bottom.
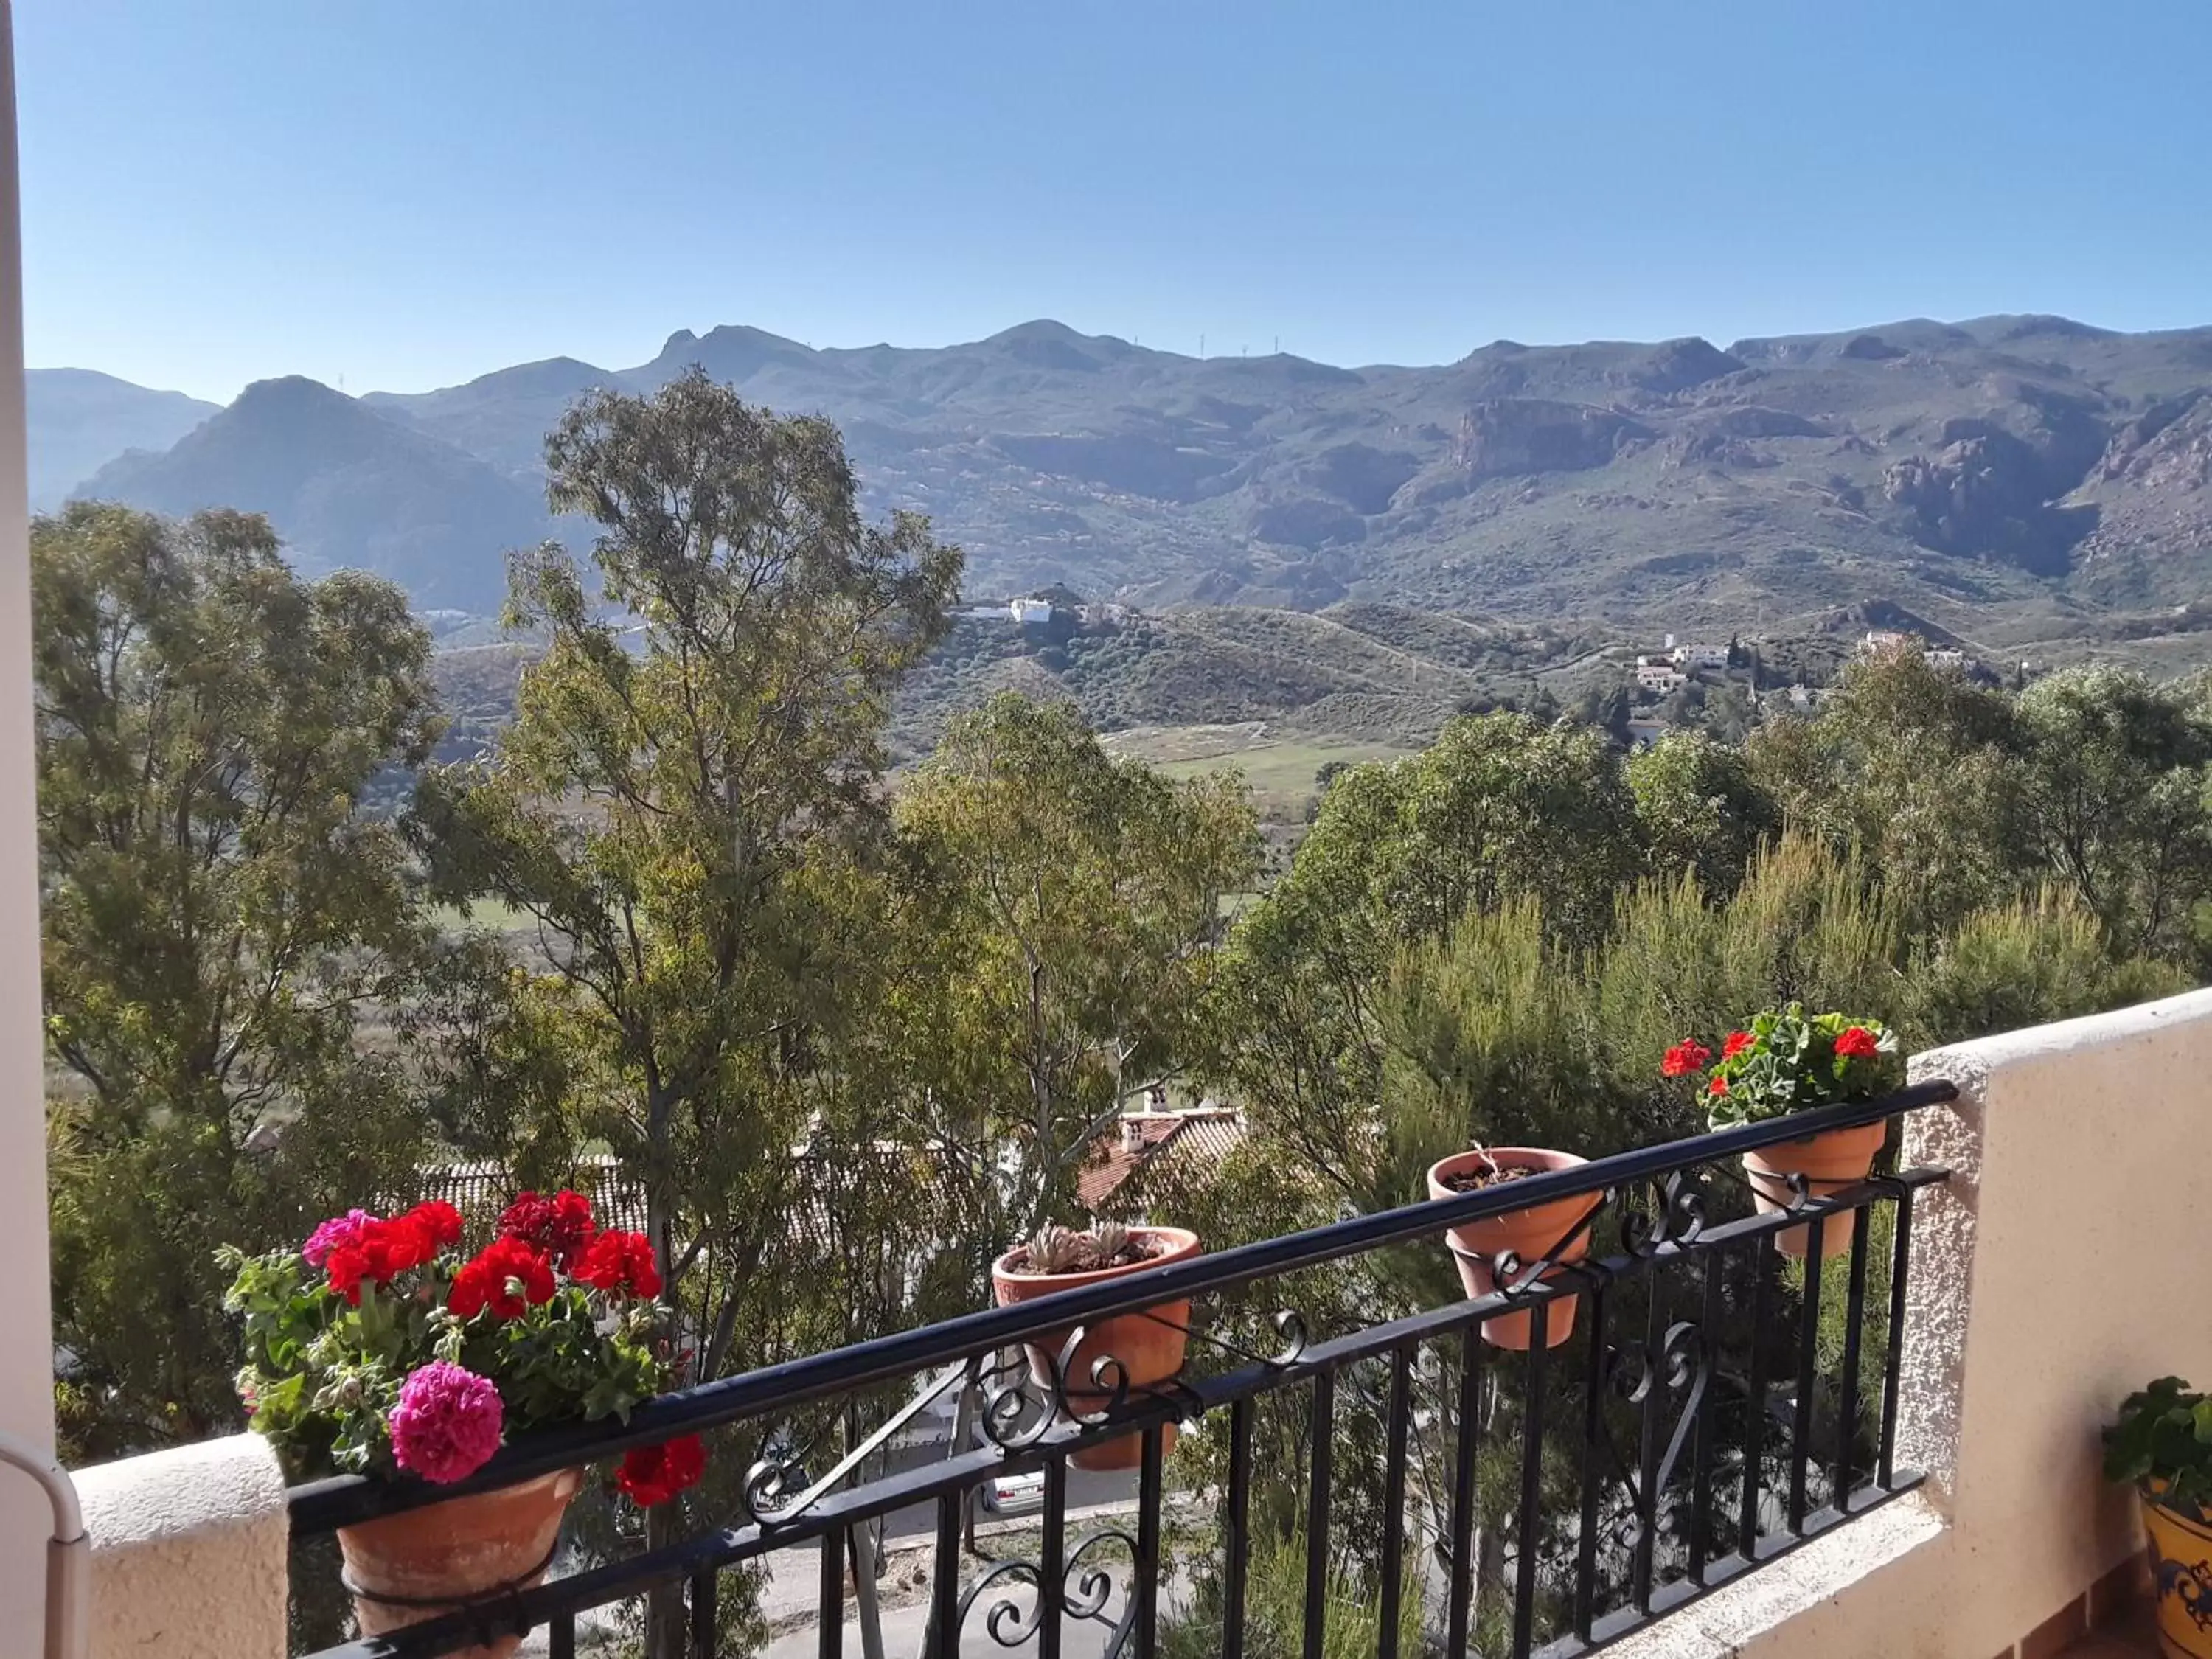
1427, 1148, 1599, 1351
991, 1225, 1201, 1472
2140, 1486, 2212, 1658
338, 1467, 583, 1659
1742, 1119, 1886, 1260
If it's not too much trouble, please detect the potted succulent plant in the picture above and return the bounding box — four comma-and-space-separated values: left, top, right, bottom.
991, 1220, 1201, 1471
223, 1191, 706, 1658
1426, 1145, 1601, 1349
2104, 1377, 2212, 1658
1670, 1005, 1905, 1259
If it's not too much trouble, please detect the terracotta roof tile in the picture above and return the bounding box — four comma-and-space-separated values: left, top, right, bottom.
1079, 1110, 1245, 1215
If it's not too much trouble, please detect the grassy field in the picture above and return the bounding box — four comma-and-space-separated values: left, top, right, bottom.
1099, 723, 1410, 821
429, 896, 538, 936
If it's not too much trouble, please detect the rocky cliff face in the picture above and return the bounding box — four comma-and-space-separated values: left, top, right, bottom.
2095, 390, 2212, 489
1452, 399, 1652, 480
2067, 392, 2212, 599
1882, 428, 2096, 574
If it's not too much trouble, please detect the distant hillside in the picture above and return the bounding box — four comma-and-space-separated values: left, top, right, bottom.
431, 585, 2212, 806
28, 368, 216, 510
362, 357, 616, 477
46, 313, 2212, 636
77, 375, 555, 611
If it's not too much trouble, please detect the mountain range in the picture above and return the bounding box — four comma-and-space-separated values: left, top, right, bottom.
36, 313, 2212, 632
29, 369, 216, 513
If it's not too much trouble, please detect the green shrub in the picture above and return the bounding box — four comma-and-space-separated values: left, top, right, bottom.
1907, 888, 2191, 1048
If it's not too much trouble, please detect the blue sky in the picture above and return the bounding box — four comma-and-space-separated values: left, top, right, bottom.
18, 0, 2212, 403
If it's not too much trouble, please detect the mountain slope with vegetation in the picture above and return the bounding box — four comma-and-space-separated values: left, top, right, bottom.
46, 313, 2212, 644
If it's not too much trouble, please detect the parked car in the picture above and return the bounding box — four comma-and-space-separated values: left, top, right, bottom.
982, 1469, 1043, 1515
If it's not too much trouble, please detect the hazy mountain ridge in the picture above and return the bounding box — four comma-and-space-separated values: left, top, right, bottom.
28, 368, 218, 512
77, 375, 558, 611
43, 313, 2212, 636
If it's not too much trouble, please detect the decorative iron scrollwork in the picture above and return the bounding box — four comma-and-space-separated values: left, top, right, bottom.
1488, 1188, 1611, 1299
1062, 1528, 1140, 1621
955, 1528, 1139, 1649
1621, 1171, 1709, 1259
743, 1363, 973, 1524
1596, 1318, 1712, 1551
978, 1346, 1057, 1452
975, 1324, 1138, 1453
740, 1443, 812, 1523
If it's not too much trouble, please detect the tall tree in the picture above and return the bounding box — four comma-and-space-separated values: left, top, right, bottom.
1210, 712, 1639, 1208
1747, 644, 2027, 936
1627, 730, 1781, 898
1316, 712, 1639, 952
2015, 667, 2212, 961
416, 368, 960, 1361
891, 693, 1261, 1233
35, 503, 442, 1455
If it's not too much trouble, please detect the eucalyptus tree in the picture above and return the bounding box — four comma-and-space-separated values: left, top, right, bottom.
2014, 667, 2212, 961
414, 368, 962, 1374
891, 692, 1261, 1236
409, 372, 961, 1654
35, 502, 443, 1454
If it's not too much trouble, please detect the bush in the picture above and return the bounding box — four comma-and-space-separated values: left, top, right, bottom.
1907, 888, 2191, 1048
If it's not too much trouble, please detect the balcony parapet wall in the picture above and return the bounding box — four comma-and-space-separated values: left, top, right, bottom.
74, 1432, 288, 1659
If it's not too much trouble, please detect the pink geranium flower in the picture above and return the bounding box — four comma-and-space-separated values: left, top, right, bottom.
302, 1210, 371, 1268
388, 1360, 504, 1484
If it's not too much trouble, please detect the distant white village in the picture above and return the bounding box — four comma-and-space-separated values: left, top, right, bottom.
1620, 627, 1991, 748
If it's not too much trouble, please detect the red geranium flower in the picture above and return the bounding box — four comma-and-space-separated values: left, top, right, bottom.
616, 1434, 706, 1506
1708, 1075, 1729, 1096
406, 1200, 465, 1251
1661, 1040, 1712, 1078
575, 1230, 661, 1299
498, 1189, 597, 1268
1834, 1026, 1879, 1060
1722, 1030, 1755, 1059
324, 1211, 444, 1304
448, 1236, 557, 1321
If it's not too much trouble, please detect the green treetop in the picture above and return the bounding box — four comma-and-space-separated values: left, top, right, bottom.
35, 502, 443, 1454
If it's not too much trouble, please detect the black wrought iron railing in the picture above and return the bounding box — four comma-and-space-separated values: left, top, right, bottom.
287, 1080, 1955, 1659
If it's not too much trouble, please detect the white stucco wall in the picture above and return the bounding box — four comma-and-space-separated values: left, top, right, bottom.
0, 0, 58, 1644
1613, 986, 2212, 1658
74, 1434, 290, 1659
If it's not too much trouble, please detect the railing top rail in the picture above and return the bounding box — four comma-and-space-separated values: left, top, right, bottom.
288, 1078, 1955, 1533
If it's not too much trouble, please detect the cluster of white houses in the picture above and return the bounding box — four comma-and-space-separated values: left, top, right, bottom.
1635, 627, 1975, 700
1632, 634, 1731, 695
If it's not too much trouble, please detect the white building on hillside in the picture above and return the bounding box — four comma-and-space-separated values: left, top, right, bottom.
1636, 661, 1686, 694
1671, 642, 1730, 669
1009, 598, 1054, 625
